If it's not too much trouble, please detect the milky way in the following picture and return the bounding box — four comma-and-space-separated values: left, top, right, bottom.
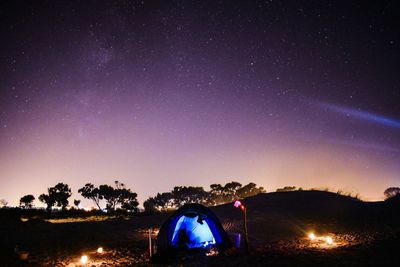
0, 1, 399, 206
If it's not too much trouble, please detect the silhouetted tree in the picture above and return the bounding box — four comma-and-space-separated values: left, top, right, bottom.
98, 181, 139, 212
172, 186, 209, 207
384, 187, 400, 200
208, 182, 265, 205
144, 181, 266, 212
116, 181, 139, 212
209, 184, 225, 205
78, 183, 103, 210
143, 197, 157, 213
39, 183, 72, 210
159, 192, 174, 209
208, 181, 242, 204
222, 181, 242, 202
73, 199, 81, 209
120, 190, 139, 212
237, 183, 266, 199
19, 194, 35, 209
52, 183, 72, 209
276, 186, 297, 192
99, 184, 119, 211
0, 199, 8, 208
39, 193, 55, 211
143, 192, 174, 212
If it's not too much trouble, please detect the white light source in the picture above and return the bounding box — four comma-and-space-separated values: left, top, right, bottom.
308, 233, 316, 240
97, 247, 103, 253
80, 255, 88, 265
325, 236, 333, 245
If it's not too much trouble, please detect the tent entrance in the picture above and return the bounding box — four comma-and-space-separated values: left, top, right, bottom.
171, 215, 216, 249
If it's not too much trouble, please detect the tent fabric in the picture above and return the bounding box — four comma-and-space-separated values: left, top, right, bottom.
171, 215, 216, 248
155, 203, 231, 255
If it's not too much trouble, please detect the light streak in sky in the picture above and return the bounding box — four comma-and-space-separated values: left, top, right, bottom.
319, 102, 400, 129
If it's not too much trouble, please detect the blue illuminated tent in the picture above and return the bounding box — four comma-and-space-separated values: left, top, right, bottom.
155, 204, 231, 256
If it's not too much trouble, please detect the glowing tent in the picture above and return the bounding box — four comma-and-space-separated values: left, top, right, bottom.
154, 204, 231, 257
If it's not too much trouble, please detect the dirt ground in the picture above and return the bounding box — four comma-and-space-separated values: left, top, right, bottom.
1, 191, 400, 266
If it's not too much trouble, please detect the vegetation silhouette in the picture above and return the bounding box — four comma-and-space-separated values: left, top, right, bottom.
78, 183, 103, 210
0, 199, 7, 208
78, 181, 138, 212
276, 186, 297, 192
19, 195, 35, 209
73, 199, 81, 209
39, 183, 72, 211
143, 181, 265, 213
7, 183, 400, 215
384, 187, 400, 200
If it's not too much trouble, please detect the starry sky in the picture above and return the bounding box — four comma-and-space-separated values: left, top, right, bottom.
1, 0, 399, 207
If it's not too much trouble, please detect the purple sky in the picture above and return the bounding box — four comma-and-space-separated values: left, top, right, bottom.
1, 1, 399, 207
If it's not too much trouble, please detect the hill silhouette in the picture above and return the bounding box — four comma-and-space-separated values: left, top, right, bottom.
210, 190, 400, 242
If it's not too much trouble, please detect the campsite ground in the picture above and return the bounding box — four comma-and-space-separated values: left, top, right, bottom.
1, 190, 399, 266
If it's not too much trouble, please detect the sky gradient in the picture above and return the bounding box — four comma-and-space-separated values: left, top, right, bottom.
1, 0, 399, 207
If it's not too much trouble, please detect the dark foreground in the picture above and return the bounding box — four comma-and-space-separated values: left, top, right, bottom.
1, 191, 400, 266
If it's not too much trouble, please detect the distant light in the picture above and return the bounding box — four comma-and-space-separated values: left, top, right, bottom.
80, 255, 88, 265
308, 233, 316, 240
234, 200, 242, 208
325, 236, 333, 245
97, 247, 103, 253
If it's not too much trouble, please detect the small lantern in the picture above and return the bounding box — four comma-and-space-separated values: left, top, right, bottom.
308, 233, 316, 240
325, 236, 333, 245
80, 255, 88, 265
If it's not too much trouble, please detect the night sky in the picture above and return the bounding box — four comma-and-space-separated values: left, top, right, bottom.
1, 0, 399, 207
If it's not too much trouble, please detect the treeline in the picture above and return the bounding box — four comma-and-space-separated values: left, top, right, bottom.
143, 182, 265, 213
10, 182, 400, 213
78, 181, 138, 212
18, 181, 138, 212
14, 180, 265, 213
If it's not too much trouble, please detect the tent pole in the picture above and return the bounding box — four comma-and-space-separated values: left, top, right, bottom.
243, 206, 249, 253
149, 228, 152, 257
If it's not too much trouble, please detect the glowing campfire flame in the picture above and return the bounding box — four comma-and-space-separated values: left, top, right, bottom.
97, 247, 103, 253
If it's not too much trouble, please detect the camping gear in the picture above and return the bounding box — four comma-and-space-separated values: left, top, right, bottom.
153, 203, 231, 260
